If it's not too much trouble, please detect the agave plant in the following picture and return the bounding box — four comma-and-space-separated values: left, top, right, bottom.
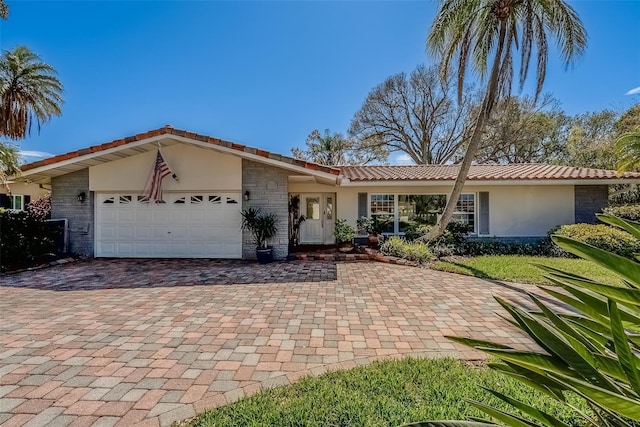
403, 213, 640, 427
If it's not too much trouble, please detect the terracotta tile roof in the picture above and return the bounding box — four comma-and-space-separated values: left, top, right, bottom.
340, 164, 640, 181
20, 125, 341, 176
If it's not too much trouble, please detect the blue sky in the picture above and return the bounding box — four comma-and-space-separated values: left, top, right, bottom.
1, 0, 639, 164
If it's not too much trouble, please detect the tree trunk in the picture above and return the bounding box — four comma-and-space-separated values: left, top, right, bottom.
425, 21, 508, 242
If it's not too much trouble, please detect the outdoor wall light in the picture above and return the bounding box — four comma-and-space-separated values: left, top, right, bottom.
244, 191, 250, 201
77, 192, 87, 203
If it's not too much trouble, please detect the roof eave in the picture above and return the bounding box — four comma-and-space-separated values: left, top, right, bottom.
12, 133, 340, 185
340, 178, 640, 186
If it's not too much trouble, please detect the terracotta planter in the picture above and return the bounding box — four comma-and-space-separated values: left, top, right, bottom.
337, 243, 354, 253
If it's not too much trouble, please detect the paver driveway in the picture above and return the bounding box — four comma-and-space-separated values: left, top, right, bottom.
1, 259, 541, 427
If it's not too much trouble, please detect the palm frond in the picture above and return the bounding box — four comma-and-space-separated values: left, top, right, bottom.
0, 45, 64, 140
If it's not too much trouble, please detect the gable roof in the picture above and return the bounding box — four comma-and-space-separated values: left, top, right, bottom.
15, 125, 640, 186
340, 164, 640, 184
17, 125, 341, 184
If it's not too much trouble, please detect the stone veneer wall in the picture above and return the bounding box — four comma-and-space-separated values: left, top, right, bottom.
242, 159, 289, 260
51, 169, 95, 256
574, 185, 608, 224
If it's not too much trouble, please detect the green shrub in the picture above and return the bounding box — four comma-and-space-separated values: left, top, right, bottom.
603, 203, 640, 221
404, 222, 471, 257
458, 238, 563, 257
405, 223, 562, 258
552, 222, 640, 258
0, 210, 61, 271
379, 236, 434, 264
405, 222, 470, 246
334, 219, 355, 244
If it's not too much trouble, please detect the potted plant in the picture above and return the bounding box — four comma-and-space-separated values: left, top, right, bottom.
240, 207, 278, 263
334, 219, 355, 252
357, 215, 390, 247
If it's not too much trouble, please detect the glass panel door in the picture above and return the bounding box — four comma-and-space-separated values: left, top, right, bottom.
300, 195, 323, 243
323, 195, 335, 244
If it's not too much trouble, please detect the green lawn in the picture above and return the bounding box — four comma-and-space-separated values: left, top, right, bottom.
431, 255, 618, 286
189, 357, 587, 427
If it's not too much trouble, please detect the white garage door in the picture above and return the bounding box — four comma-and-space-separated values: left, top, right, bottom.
96, 192, 242, 258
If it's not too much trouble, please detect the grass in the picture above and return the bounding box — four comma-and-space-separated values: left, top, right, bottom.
189, 357, 587, 427
431, 255, 619, 286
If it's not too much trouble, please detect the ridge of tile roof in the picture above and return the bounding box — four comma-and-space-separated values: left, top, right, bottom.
20, 125, 341, 176
339, 164, 640, 181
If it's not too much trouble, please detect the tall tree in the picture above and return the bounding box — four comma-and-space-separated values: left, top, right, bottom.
476, 94, 569, 163
614, 103, 640, 135
616, 130, 640, 172
563, 109, 618, 170
292, 129, 388, 166
613, 104, 640, 172
0, 46, 64, 140
425, 0, 586, 240
349, 64, 476, 164
0, 141, 20, 188
0, 0, 8, 20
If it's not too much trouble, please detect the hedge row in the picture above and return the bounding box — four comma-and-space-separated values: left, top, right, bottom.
0, 209, 62, 271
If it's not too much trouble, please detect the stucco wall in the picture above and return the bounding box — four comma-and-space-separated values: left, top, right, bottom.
51, 169, 94, 256
242, 160, 289, 260
290, 182, 576, 237
574, 185, 608, 223
89, 144, 242, 192
1, 182, 49, 199
488, 185, 574, 236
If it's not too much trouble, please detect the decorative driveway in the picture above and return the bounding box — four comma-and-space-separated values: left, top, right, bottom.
1, 259, 540, 427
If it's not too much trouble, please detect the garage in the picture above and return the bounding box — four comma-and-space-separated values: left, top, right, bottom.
96, 192, 242, 258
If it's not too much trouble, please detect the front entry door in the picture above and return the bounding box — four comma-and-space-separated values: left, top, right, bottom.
300, 194, 335, 244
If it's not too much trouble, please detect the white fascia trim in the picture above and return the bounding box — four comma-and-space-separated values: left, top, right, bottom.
17, 134, 341, 185
16, 136, 167, 178
340, 178, 640, 186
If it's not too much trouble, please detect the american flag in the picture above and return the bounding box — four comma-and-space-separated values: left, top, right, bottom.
146, 150, 173, 203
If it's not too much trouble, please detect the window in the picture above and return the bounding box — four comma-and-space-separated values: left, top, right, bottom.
325, 196, 333, 220
370, 193, 476, 234
398, 195, 446, 233
10, 195, 24, 210
369, 194, 395, 233
306, 197, 321, 220
453, 193, 475, 230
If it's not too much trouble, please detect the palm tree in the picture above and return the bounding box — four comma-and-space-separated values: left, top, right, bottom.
0, 141, 20, 189
292, 129, 388, 166
0, 1, 8, 20
616, 129, 640, 172
0, 46, 63, 140
425, 0, 586, 240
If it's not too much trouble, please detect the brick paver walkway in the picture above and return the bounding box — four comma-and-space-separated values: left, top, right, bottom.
1, 259, 540, 427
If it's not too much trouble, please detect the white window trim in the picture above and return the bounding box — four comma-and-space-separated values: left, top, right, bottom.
450, 193, 477, 235
368, 192, 477, 235
9, 195, 24, 211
